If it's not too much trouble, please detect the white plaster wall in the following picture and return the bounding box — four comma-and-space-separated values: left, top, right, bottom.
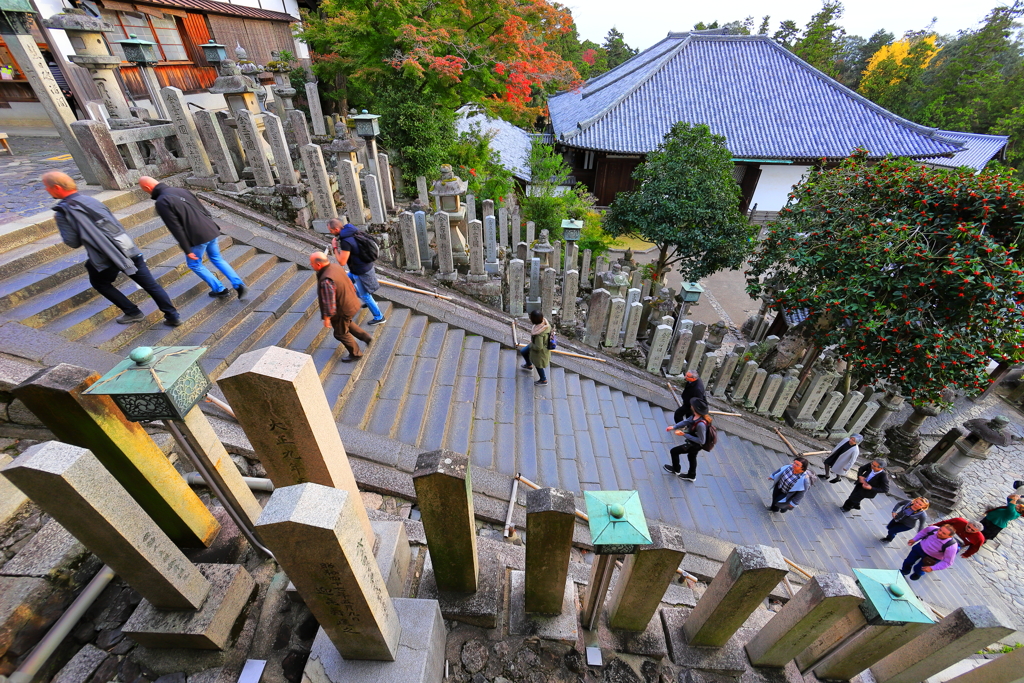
748, 164, 811, 212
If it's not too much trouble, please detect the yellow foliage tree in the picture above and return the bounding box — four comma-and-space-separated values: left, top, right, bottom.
863, 35, 939, 84
858, 35, 939, 118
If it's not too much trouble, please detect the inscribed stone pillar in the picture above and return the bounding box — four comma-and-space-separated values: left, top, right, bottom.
683, 545, 788, 647
412, 450, 478, 593
416, 176, 429, 205
299, 144, 337, 230
607, 525, 686, 632
688, 322, 708, 354
941, 640, 1024, 683
414, 211, 431, 269
792, 371, 836, 423
509, 259, 525, 316
771, 376, 801, 418
498, 207, 508, 248
2, 442, 210, 610
262, 112, 298, 184
194, 110, 242, 186
812, 391, 845, 431
580, 249, 592, 287
698, 352, 717, 384
399, 212, 422, 273
845, 401, 880, 437
526, 221, 536, 244
686, 338, 707, 373
364, 175, 386, 225
541, 268, 556, 319
377, 153, 395, 211
484, 216, 499, 273
235, 110, 274, 187
744, 369, 768, 408
306, 82, 326, 135
218, 346, 374, 544
711, 354, 738, 399
562, 270, 579, 325
527, 257, 541, 314
584, 289, 611, 347
466, 193, 477, 223
624, 302, 643, 349
646, 324, 673, 374
745, 574, 864, 668
623, 287, 641, 333
826, 391, 864, 434
162, 87, 214, 178
730, 361, 759, 403
604, 297, 626, 347
482, 198, 494, 219
525, 488, 576, 614
756, 374, 784, 416
256, 484, 400, 661
511, 206, 521, 243
516, 242, 528, 261
630, 269, 642, 290
338, 159, 366, 225
12, 364, 219, 548
467, 219, 487, 282
668, 330, 693, 376
288, 109, 311, 147
870, 606, 1014, 683
435, 212, 457, 282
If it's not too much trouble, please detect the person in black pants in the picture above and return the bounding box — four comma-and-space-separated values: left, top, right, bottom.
841, 459, 890, 511
663, 398, 711, 481
45, 171, 180, 326
673, 370, 706, 423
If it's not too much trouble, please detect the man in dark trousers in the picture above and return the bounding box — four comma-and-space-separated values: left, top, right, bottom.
841, 458, 890, 512
139, 176, 246, 300
327, 218, 385, 325
44, 171, 180, 326
311, 251, 372, 362
673, 370, 706, 423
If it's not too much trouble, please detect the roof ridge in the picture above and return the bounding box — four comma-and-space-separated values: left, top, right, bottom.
582, 33, 680, 91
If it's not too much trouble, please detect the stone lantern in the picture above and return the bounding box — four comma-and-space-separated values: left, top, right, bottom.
560, 218, 583, 243
84, 346, 272, 558
532, 229, 555, 268
430, 164, 470, 264
44, 10, 145, 128
208, 58, 260, 121
322, 129, 364, 172
580, 490, 651, 631
115, 33, 167, 120
680, 281, 704, 315
201, 39, 228, 67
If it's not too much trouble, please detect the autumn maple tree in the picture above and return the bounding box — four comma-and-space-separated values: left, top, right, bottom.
746, 151, 1024, 406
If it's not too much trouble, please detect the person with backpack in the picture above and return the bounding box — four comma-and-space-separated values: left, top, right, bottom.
880, 497, 930, 543
767, 457, 814, 513
931, 516, 986, 558
901, 524, 959, 581
663, 398, 715, 481
44, 171, 181, 327
328, 219, 386, 326
519, 310, 552, 386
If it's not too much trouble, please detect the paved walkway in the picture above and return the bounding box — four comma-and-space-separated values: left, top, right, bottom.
0, 135, 97, 227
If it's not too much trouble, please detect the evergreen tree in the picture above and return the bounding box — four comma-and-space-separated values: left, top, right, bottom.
758, 16, 772, 35
603, 27, 639, 69
773, 20, 800, 48
793, 0, 846, 77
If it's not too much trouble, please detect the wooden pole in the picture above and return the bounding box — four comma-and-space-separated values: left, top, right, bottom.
666, 380, 681, 404
378, 279, 453, 300
503, 476, 519, 537
709, 410, 742, 417
801, 450, 830, 456
553, 349, 607, 363
783, 557, 813, 579
774, 427, 801, 458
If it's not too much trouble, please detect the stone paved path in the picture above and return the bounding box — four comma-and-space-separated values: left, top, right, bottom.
0, 136, 99, 226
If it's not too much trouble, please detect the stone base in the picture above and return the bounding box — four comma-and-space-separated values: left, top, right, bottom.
437, 271, 458, 283
312, 220, 332, 234
301, 598, 445, 683
416, 545, 503, 628
371, 520, 411, 598
186, 176, 219, 190
508, 570, 578, 643
526, 297, 541, 314
912, 463, 959, 512
466, 273, 489, 283
122, 563, 256, 650
484, 261, 500, 274
600, 607, 668, 660
783, 410, 818, 430
216, 182, 250, 194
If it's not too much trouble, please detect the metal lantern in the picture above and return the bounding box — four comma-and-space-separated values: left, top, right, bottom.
0, 0, 35, 36
584, 490, 652, 554
680, 281, 705, 304
201, 39, 228, 66
117, 33, 159, 65
84, 346, 211, 422
561, 219, 583, 242
352, 109, 380, 138
852, 568, 934, 625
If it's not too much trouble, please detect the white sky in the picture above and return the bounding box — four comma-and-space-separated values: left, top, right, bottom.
569, 0, 997, 51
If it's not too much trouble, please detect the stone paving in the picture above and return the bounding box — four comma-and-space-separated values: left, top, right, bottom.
0, 135, 99, 226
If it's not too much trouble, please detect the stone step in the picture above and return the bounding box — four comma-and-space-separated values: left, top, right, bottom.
362, 314, 429, 440
285, 310, 330, 356
443, 334, 484, 456
417, 327, 466, 450
243, 272, 318, 351
314, 300, 395, 388
392, 321, 449, 446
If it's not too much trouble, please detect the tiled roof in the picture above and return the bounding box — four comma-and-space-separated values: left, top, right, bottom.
548, 33, 963, 160
455, 105, 533, 180
926, 130, 1008, 171
134, 0, 295, 22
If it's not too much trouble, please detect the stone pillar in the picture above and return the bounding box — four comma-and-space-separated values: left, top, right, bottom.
509, 259, 525, 316
516, 242, 528, 262
683, 545, 788, 647
845, 401, 880, 438
580, 249, 592, 287
745, 574, 864, 668
826, 391, 864, 437
162, 87, 214, 180
862, 391, 904, 454
687, 340, 708, 378
377, 153, 395, 211
218, 346, 374, 543
756, 374, 784, 416
414, 211, 431, 270
870, 606, 1014, 683
466, 193, 476, 223
412, 450, 478, 593
607, 525, 686, 632
646, 324, 673, 374
668, 330, 692, 376
467, 219, 487, 282
262, 112, 299, 184
306, 82, 326, 135
812, 391, 844, 431
585, 289, 611, 347
541, 268, 556, 320
744, 368, 768, 408
338, 159, 366, 225
624, 302, 644, 349
194, 110, 245, 191
787, 370, 837, 429
2, 442, 210, 610
484, 216, 499, 273
698, 352, 717, 385
604, 297, 626, 347
770, 375, 801, 419
807, 615, 934, 681
12, 364, 219, 548
235, 110, 274, 187
941, 640, 1024, 683
364, 175, 386, 225
562, 270, 579, 325
498, 207, 509, 248
300, 144, 337, 232
398, 212, 422, 274
525, 488, 576, 614
256, 484, 401, 661
730, 361, 759, 404
288, 109, 311, 147
526, 220, 535, 244
622, 287, 641, 333
885, 403, 942, 467
712, 353, 739, 398
482, 198, 494, 219
526, 257, 541, 314
435, 212, 457, 282
416, 176, 429, 205
511, 206, 521, 243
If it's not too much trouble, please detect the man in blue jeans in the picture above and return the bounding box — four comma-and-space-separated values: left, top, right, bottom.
328, 219, 385, 325
140, 176, 246, 300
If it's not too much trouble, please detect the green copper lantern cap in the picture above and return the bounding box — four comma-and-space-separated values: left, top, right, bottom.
584, 490, 651, 554
853, 568, 934, 626
84, 346, 211, 422
0, 0, 33, 12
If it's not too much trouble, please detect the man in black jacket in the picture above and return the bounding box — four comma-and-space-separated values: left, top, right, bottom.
841, 459, 890, 512
673, 371, 707, 423
140, 177, 246, 299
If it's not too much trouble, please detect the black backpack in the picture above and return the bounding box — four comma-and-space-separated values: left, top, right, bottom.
351, 231, 379, 262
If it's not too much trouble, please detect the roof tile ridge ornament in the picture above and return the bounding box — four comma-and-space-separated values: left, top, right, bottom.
759, 38, 964, 158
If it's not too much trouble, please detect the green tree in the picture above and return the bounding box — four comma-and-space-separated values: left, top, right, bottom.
773, 20, 800, 48
521, 138, 572, 238
604, 122, 754, 282
745, 151, 1024, 405
448, 122, 516, 205
369, 77, 456, 182
602, 27, 638, 69
793, 0, 846, 76
757, 16, 772, 35
835, 29, 894, 88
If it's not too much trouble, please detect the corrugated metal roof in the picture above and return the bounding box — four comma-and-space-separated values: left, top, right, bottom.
548, 33, 962, 160
455, 105, 533, 180
132, 0, 295, 22
926, 130, 1008, 171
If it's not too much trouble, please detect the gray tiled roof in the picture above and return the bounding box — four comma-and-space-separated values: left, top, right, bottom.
548, 33, 963, 160
926, 130, 1008, 171
455, 105, 533, 180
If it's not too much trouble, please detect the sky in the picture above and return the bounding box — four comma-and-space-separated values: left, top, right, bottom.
569, 0, 997, 51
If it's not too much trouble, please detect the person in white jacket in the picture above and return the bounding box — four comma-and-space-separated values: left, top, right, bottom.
819, 434, 863, 484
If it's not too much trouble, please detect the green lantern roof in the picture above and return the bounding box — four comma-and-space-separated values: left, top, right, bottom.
853, 568, 935, 625
584, 490, 652, 554
84, 346, 211, 422
0, 0, 34, 13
